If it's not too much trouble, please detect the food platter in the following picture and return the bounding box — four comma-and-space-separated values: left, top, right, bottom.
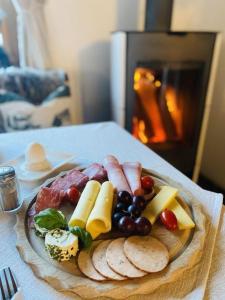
15, 163, 206, 299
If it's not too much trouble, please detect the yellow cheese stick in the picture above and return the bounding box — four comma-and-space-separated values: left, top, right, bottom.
68, 180, 101, 228
86, 181, 114, 239
167, 198, 195, 230
142, 185, 178, 224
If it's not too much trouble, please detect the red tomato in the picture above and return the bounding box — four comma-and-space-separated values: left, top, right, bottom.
160, 209, 178, 230
66, 187, 80, 205
141, 176, 154, 191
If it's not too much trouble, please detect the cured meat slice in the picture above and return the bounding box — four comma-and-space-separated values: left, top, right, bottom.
103, 155, 131, 193
35, 187, 61, 213
51, 169, 89, 192
66, 169, 89, 189
122, 162, 144, 196
83, 163, 107, 182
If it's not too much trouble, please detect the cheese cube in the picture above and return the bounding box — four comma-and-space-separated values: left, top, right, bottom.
142, 185, 178, 224
45, 229, 78, 261
167, 199, 195, 230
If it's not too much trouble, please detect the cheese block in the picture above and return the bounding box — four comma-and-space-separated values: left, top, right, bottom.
142, 185, 178, 224
167, 198, 195, 230
45, 229, 78, 261
86, 181, 114, 239
68, 180, 101, 228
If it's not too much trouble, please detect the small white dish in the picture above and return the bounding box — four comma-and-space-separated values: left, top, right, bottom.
1, 151, 75, 183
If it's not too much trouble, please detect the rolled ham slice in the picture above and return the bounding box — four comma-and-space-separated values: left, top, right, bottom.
103, 155, 131, 194
122, 162, 144, 196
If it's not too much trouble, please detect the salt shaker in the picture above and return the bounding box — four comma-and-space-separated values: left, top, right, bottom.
0, 166, 22, 212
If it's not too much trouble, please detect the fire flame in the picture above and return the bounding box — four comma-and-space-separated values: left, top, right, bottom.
132, 68, 183, 144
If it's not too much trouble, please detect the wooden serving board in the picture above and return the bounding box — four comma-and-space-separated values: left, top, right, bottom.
15, 168, 206, 299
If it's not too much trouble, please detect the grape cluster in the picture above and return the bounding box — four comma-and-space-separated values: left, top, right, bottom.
112, 191, 151, 236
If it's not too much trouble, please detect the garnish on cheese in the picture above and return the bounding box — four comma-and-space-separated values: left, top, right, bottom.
166, 199, 195, 230
68, 180, 101, 228
45, 229, 78, 261
70, 226, 92, 249
34, 208, 67, 230
142, 186, 178, 224
86, 181, 114, 239
34, 208, 67, 237
34, 223, 49, 238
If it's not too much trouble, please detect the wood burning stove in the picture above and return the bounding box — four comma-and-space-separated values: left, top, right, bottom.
111, 0, 221, 181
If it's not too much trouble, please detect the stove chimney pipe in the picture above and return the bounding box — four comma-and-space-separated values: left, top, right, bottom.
145, 0, 174, 31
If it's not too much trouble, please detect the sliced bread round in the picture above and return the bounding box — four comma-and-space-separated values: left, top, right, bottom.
124, 236, 169, 273
92, 240, 126, 280
78, 245, 106, 281
106, 238, 147, 278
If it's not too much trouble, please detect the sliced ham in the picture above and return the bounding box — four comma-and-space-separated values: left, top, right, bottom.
83, 163, 107, 182
103, 155, 131, 193
122, 162, 144, 196
35, 187, 61, 213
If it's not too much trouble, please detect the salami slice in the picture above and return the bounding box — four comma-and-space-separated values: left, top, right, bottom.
51, 169, 89, 192
83, 163, 107, 182
35, 187, 61, 213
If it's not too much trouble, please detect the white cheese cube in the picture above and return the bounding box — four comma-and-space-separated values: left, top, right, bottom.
45, 229, 78, 261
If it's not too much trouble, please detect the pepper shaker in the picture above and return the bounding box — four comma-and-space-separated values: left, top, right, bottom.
0, 166, 22, 213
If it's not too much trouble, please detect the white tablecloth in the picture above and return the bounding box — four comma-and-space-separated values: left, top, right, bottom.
0, 122, 224, 300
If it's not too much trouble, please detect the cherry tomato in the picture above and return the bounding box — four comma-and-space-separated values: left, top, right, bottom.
160, 209, 178, 230
66, 187, 80, 205
141, 176, 154, 191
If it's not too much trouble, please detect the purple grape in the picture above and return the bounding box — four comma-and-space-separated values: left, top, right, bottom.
117, 191, 132, 206
115, 202, 127, 212
112, 212, 124, 227
127, 204, 142, 218
132, 196, 146, 210
118, 216, 135, 234
135, 217, 152, 236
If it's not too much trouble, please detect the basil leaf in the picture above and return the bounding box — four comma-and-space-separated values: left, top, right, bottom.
70, 226, 92, 249
34, 208, 67, 230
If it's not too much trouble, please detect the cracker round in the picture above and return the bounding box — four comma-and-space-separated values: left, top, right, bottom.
78, 245, 106, 281
92, 240, 126, 280
106, 238, 147, 278
124, 236, 169, 273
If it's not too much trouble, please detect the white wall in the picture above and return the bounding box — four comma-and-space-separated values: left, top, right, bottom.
172, 0, 225, 188
45, 0, 143, 123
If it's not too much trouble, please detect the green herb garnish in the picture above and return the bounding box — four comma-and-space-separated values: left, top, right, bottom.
34, 208, 67, 230
70, 226, 92, 249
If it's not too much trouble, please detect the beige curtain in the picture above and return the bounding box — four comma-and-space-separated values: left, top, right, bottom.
0, 0, 18, 64
11, 0, 51, 69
